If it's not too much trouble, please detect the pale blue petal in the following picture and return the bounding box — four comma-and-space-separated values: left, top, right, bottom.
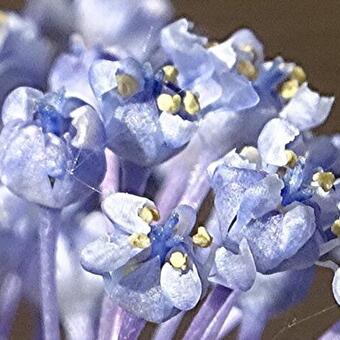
159, 112, 197, 148
279, 84, 334, 131
172, 204, 197, 237
101, 193, 154, 234
70, 105, 106, 151
258, 118, 299, 166
160, 262, 202, 310
209, 238, 256, 291
2, 87, 43, 125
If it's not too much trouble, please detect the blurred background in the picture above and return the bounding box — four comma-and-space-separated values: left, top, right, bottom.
1, 0, 340, 339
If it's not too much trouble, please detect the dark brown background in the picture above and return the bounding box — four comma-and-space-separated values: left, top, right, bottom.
2, 1, 340, 339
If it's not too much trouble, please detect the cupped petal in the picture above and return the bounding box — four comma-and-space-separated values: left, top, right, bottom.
258, 118, 299, 166
279, 83, 334, 131
160, 262, 202, 310
70, 105, 106, 151
217, 71, 259, 111
209, 238, 256, 291
231, 204, 316, 272
333, 268, 340, 305
2, 87, 43, 125
101, 193, 154, 234
171, 204, 197, 237
80, 231, 144, 275
105, 256, 176, 323
161, 18, 213, 84
234, 174, 284, 231
159, 112, 197, 148
208, 40, 236, 69
89, 57, 144, 99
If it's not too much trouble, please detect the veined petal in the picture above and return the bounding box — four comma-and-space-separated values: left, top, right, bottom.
209, 238, 256, 291
258, 118, 299, 166
70, 105, 106, 151
159, 112, 197, 148
2, 87, 43, 125
80, 232, 143, 275
101, 193, 154, 234
279, 83, 334, 131
160, 262, 202, 310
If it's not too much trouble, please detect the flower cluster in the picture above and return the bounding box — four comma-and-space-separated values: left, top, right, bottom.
0, 1, 339, 340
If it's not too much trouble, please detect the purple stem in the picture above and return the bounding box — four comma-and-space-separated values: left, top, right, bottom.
120, 159, 151, 196
117, 310, 146, 340
63, 313, 96, 340
217, 307, 242, 339
183, 285, 231, 340
100, 148, 119, 199
238, 312, 267, 340
39, 207, 61, 340
153, 311, 185, 340
97, 296, 118, 340
320, 321, 340, 340
201, 290, 240, 340
0, 273, 22, 337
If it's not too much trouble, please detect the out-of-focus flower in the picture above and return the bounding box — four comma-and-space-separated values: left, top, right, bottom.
0, 12, 53, 104
75, 0, 173, 61
81, 193, 207, 322
0, 87, 106, 208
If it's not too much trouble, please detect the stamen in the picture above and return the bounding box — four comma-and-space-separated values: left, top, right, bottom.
239, 44, 256, 61
169, 251, 188, 270
116, 74, 138, 97
285, 150, 298, 168
128, 233, 151, 249
236, 60, 258, 81
162, 65, 179, 83
183, 91, 200, 115
240, 146, 260, 163
331, 219, 340, 237
138, 206, 160, 224
312, 171, 335, 192
290, 66, 306, 85
192, 226, 213, 248
279, 79, 299, 99
157, 93, 181, 114
0, 11, 7, 25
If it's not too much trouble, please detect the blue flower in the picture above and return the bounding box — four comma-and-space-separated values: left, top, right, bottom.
89, 57, 198, 167
207, 149, 337, 291
0, 12, 53, 104
0, 87, 106, 208
81, 193, 205, 322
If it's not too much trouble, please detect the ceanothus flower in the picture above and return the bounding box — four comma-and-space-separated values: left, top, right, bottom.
0, 87, 106, 208
0, 11, 53, 104
89, 57, 198, 167
207, 148, 338, 291
81, 193, 207, 323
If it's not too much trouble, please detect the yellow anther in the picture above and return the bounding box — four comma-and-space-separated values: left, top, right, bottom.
138, 206, 160, 224
192, 226, 213, 248
290, 66, 307, 85
312, 171, 335, 192
279, 79, 299, 100
240, 146, 259, 163
236, 60, 258, 81
205, 41, 219, 48
331, 219, 340, 237
285, 150, 298, 168
183, 91, 200, 115
169, 251, 188, 270
239, 44, 256, 61
162, 65, 179, 83
0, 11, 8, 25
157, 93, 181, 114
128, 233, 151, 249
116, 74, 138, 97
